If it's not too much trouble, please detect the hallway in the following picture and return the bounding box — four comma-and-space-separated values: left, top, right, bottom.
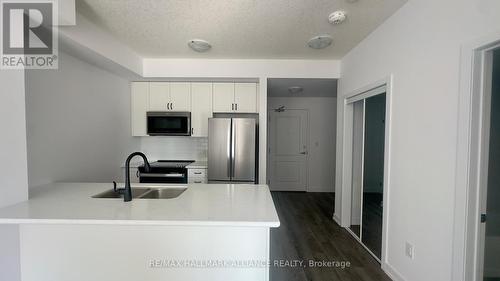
270, 192, 391, 281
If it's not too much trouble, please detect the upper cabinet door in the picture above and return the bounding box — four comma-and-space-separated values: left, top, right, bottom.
131, 82, 149, 136
149, 82, 170, 111
169, 82, 191, 111
191, 83, 213, 137
213, 83, 235, 112
234, 83, 257, 113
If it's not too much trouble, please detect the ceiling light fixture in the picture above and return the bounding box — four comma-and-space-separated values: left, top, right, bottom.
188, 39, 211, 52
328, 11, 347, 25
307, 35, 333, 49
288, 86, 304, 94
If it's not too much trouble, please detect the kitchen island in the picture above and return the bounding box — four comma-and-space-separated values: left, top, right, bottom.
0, 183, 280, 281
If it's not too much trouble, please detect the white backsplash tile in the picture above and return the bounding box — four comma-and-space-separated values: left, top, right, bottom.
139, 137, 208, 161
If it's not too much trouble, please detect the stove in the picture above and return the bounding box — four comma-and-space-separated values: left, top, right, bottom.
151, 160, 194, 168
138, 160, 194, 184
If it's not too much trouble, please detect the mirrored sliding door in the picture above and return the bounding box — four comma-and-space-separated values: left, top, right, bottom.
348, 91, 387, 261
361, 94, 386, 259
350, 100, 364, 237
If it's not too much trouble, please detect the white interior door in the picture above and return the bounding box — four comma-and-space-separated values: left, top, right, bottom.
268, 109, 308, 191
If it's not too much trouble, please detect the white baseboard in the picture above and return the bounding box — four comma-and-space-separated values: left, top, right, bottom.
382, 263, 406, 281
332, 213, 341, 225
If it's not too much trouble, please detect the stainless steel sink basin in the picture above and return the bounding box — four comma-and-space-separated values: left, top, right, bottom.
92, 188, 151, 199
138, 188, 187, 199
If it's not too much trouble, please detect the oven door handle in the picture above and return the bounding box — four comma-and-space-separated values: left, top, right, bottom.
139, 173, 185, 178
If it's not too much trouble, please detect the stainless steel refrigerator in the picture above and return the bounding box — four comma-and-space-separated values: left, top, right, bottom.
208, 117, 256, 183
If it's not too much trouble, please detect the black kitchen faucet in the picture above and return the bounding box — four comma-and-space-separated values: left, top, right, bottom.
115, 152, 151, 202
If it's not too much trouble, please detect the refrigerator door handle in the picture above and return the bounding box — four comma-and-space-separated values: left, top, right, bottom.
227, 120, 232, 178
231, 120, 236, 179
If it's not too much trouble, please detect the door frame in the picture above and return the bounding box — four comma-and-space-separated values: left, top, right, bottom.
340, 76, 393, 267
266, 108, 310, 191
453, 32, 500, 281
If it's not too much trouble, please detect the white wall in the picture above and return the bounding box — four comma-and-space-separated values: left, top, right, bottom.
0, 69, 28, 281
335, 0, 500, 280
0, 70, 29, 205
268, 97, 336, 192
25, 52, 139, 188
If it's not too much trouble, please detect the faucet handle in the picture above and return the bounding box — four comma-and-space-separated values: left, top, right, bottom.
112, 181, 125, 195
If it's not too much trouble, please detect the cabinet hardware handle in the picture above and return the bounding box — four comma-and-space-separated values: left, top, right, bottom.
235, 103, 238, 111
171, 102, 173, 110
231, 103, 234, 110
194, 181, 202, 183
191, 128, 194, 135
194, 172, 202, 175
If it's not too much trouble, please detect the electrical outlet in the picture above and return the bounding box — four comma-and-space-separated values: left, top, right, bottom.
405, 242, 414, 259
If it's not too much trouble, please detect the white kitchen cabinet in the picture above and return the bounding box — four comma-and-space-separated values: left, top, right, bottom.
149, 82, 170, 111
149, 82, 191, 111
131, 82, 149, 136
213, 83, 235, 112
213, 82, 257, 113
188, 168, 208, 184
169, 82, 191, 111
191, 83, 212, 137
234, 83, 257, 113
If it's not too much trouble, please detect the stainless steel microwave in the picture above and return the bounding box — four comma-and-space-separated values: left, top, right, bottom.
147, 112, 191, 136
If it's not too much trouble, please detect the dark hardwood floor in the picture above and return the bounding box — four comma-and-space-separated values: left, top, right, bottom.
270, 192, 392, 281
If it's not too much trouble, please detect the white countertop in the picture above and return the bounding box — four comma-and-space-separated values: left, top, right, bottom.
0, 183, 279, 227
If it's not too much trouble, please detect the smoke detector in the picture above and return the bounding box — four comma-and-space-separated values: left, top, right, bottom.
188, 39, 211, 52
307, 35, 333, 49
328, 11, 347, 25
288, 86, 304, 94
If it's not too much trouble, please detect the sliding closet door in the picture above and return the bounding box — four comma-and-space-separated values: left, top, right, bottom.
361, 93, 386, 259
350, 100, 365, 237
482, 49, 500, 281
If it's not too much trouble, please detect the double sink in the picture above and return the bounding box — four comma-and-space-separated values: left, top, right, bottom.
92, 187, 187, 199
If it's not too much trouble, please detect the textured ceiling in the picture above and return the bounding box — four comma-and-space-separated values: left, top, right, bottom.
77, 0, 407, 59
268, 78, 337, 97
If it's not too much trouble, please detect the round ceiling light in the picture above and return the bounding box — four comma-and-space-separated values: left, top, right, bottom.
328, 11, 347, 25
188, 39, 211, 52
288, 86, 304, 94
307, 35, 333, 49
